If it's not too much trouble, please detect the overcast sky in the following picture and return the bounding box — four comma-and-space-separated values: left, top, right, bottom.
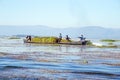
0, 0, 120, 28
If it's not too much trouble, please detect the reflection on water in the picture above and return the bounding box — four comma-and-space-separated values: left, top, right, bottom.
0, 39, 86, 53
0, 38, 120, 80
0, 38, 120, 53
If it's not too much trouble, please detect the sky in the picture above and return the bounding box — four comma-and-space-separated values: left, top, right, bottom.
0, 0, 120, 28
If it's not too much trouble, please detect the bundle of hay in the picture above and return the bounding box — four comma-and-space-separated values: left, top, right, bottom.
31, 37, 58, 44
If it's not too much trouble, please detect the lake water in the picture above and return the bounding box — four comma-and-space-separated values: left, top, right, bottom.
0, 38, 120, 80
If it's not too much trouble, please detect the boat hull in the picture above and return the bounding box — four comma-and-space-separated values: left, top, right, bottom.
23, 39, 89, 45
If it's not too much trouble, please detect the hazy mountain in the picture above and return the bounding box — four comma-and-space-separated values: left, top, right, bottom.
0, 25, 120, 39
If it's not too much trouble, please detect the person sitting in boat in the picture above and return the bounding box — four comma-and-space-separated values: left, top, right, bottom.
26, 35, 31, 41
29, 36, 31, 41
66, 35, 70, 41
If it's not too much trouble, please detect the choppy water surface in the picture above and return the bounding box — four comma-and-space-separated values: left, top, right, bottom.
0, 38, 120, 80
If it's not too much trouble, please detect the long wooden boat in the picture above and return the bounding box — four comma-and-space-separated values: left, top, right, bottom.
24, 39, 90, 45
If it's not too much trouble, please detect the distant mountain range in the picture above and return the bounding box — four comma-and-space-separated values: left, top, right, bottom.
0, 25, 120, 39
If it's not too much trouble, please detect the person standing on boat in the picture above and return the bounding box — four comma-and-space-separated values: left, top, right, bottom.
79, 35, 84, 41
58, 33, 62, 42
79, 35, 86, 45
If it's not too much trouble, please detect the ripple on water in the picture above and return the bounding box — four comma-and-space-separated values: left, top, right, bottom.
0, 57, 120, 79
0, 39, 120, 79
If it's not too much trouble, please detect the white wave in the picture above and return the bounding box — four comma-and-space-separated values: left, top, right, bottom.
93, 43, 103, 46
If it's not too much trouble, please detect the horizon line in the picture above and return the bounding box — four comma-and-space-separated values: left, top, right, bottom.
0, 25, 119, 29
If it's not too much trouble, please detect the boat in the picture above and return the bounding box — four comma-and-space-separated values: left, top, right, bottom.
23, 37, 91, 45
